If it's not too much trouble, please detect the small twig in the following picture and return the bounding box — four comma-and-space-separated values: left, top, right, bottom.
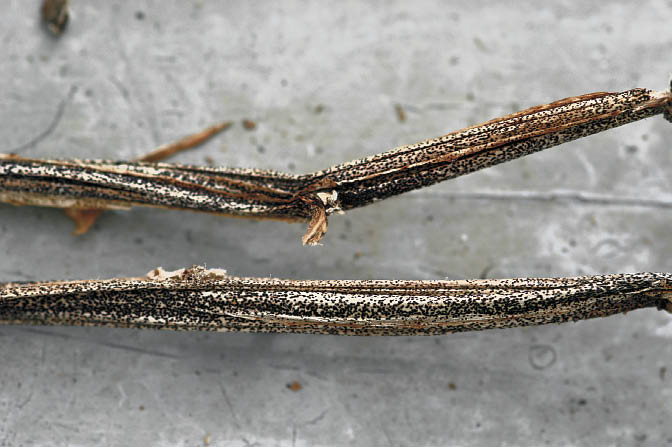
1, 86, 671, 244
1, 266, 670, 335
138, 121, 232, 163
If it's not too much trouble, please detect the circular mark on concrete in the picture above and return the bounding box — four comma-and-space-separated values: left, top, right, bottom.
528, 344, 557, 370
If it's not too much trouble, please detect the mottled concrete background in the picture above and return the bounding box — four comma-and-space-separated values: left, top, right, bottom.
1, 1, 672, 446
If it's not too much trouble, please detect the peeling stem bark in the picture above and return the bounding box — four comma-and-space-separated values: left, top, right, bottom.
1, 267, 671, 335
1, 87, 671, 244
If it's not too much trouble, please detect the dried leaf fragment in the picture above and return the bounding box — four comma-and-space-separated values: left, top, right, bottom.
64, 208, 103, 235
242, 119, 257, 131
301, 200, 328, 246
395, 103, 406, 122
287, 381, 302, 392
41, 0, 70, 36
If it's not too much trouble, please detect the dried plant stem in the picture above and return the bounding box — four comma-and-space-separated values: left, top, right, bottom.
1, 266, 671, 335
1, 87, 670, 244
62, 120, 232, 234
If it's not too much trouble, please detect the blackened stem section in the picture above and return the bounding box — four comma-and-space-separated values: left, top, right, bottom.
1, 268, 671, 335
1, 88, 670, 243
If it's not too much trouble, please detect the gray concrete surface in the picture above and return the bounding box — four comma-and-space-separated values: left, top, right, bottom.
1, 1, 672, 446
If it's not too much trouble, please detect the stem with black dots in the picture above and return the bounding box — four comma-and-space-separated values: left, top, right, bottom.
1, 267, 671, 335
0, 85, 670, 244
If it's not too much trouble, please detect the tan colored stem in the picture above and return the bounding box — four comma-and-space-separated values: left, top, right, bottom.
1, 88, 670, 244
1, 266, 670, 336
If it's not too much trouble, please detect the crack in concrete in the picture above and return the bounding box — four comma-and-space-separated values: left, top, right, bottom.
9, 86, 76, 154
408, 190, 672, 209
